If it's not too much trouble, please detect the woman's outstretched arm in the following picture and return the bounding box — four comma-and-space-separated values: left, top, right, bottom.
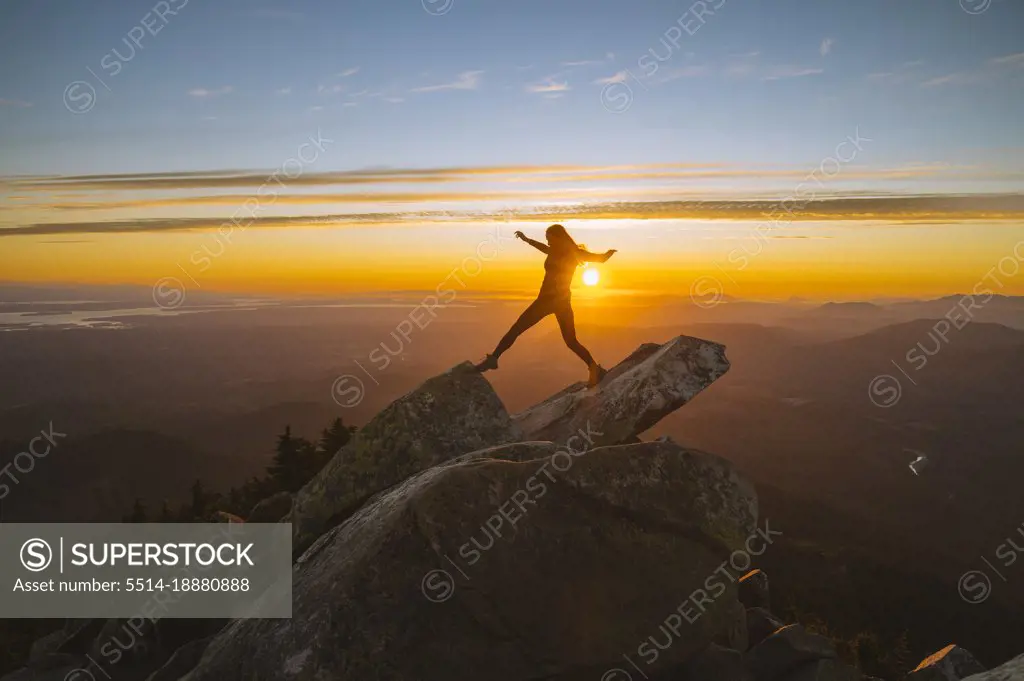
578, 247, 617, 263
515, 230, 550, 254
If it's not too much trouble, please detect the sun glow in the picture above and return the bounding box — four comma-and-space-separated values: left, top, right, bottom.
582, 267, 600, 286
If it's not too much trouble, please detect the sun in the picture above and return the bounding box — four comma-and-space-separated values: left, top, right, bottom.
582, 267, 600, 286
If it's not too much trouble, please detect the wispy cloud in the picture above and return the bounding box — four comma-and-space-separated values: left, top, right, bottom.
275, 87, 291, 96
411, 70, 483, 93
820, 38, 834, 57
921, 74, 966, 88
188, 86, 233, 98
338, 67, 361, 77
920, 53, 1023, 88
989, 52, 1024, 67
317, 84, 344, 95
655, 65, 711, 83
594, 71, 628, 85
7, 194, 1024, 237
0, 98, 32, 108
10, 163, 728, 192
561, 53, 615, 68
12, 162, 993, 198
761, 66, 823, 81
724, 52, 763, 78
526, 79, 570, 93
867, 60, 925, 84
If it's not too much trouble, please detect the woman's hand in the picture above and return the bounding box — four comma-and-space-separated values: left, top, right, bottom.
604, 249, 618, 261
514, 230, 527, 241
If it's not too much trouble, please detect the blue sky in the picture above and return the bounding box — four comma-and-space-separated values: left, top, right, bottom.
1, 0, 1022, 183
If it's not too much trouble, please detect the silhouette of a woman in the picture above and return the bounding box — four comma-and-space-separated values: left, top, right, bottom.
476, 224, 617, 387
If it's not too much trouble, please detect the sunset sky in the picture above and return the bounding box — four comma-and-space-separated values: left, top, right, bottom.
1, 0, 1023, 301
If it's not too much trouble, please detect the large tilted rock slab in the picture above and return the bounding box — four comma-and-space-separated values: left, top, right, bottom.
908, 645, 986, 681
514, 335, 730, 447
680, 644, 754, 681
290, 361, 521, 550
964, 652, 1024, 681
744, 624, 837, 681
182, 440, 758, 681
782, 658, 864, 681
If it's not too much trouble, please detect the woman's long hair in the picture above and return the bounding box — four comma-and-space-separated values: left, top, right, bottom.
545, 224, 584, 263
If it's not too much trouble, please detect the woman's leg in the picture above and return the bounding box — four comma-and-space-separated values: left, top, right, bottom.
554, 301, 596, 367
492, 298, 553, 358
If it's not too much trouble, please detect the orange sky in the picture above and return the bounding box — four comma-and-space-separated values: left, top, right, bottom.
2, 163, 1023, 301
2, 218, 1022, 301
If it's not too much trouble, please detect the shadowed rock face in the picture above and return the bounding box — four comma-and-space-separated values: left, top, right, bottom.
514, 335, 730, 447
744, 624, 838, 680
246, 491, 292, 523
907, 645, 985, 681
964, 652, 1023, 681
182, 440, 758, 681
290, 362, 522, 551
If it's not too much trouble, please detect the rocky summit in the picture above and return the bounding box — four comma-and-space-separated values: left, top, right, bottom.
5, 334, 1020, 681
514, 335, 730, 447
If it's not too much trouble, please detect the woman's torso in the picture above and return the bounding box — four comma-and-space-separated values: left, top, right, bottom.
539, 248, 579, 298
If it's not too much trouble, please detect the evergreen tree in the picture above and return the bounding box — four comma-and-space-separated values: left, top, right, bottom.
267, 426, 317, 493
316, 417, 357, 467
189, 479, 209, 520
126, 498, 147, 523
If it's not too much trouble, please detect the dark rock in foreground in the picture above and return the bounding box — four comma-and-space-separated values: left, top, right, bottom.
290, 362, 522, 551
246, 491, 292, 523
783, 658, 864, 681
738, 569, 770, 610
183, 440, 757, 681
964, 652, 1024, 681
681, 643, 754, 681
746, 607, 786, 650
145, 636, 214, 681
744, 624, 837, 680
908, 645, 986, 681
